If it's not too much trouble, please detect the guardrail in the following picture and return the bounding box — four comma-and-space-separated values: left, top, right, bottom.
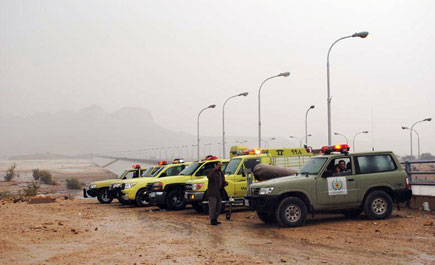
401, 160, 435, 186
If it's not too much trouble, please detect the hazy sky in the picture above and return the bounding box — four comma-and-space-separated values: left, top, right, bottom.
1, 0, 434, 156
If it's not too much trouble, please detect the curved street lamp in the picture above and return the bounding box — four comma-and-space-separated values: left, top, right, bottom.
305, 105, 315, 145
290, 135, 311, 148
258, 72, 290, 148
197, 104, 216, 159
402, 126, 420, 159
326, 31, 369, 145
334, 132, 349, 145
353, 131, 369, 152
409, 118, 431, 159
262, 137, 276, 148
222, 92, 248, 158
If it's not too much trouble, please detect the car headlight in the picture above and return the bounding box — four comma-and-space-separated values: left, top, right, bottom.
259, 187, 274, 195
192, 183, 205, 191
124, 182, 137, 189
153, 182, 164, 191
89, 184, 97, 189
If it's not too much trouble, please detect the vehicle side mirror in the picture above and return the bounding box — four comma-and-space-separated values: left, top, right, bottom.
322, 170, 333, 178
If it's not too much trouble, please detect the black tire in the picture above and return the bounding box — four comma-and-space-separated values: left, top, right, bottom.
192, 202, 203, 213
135, 189, 150, 207
166, 189, 187, 211
341, 209, 363, 219
117, 194, 131, 205
363, 190, 393, 220
275, 197, 307, 227
97, 188, 113, 204
202, 202, 209, 214
256, 211, 275, 224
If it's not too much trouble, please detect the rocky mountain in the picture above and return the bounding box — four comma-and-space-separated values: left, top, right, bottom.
0, 105, 195, 157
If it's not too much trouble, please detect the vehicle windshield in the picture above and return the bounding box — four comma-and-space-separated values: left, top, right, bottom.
299, 157, 328, 175
179, 162, 203, 175
225, 158, 242, 175
151, 167, 165, 177
117, 170, 127, 179
142, 167, 154, 177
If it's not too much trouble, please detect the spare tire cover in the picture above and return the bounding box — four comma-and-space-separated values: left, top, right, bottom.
253, 164, 297, 181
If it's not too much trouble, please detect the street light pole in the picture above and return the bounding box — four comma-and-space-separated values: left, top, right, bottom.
290, 135, 311, 148
327, 31, 369, 145
262, 137, 276, 148
353, 131, 369, 152
223, 92, 248, 159
334, 132, 349, 145
258, 72, 290, 148
402, 127, 420, 159
305, 105, 315, 146
409, 118, 431, 159
197, 104, 216, 160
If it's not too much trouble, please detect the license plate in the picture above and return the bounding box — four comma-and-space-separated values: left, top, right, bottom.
184, 194, 188, 199
149, 193, 155, 198
244, 199, 249, 206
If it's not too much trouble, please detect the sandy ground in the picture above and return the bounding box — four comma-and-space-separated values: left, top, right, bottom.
1, 160, 434, 264
0, 159, 115, 195
0, 198, 434, 265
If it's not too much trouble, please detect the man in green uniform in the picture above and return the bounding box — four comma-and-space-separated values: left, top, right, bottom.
207, 161, 225, 225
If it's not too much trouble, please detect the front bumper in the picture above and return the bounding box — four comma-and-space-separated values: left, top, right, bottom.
393, 189, 412, 203
184, 191, 205, 203
83, 188, 98, 198
147, 191, 166, 205
245, 194, 279, 213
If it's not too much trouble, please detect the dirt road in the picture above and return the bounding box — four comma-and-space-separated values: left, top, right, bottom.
1, 198, 434, 265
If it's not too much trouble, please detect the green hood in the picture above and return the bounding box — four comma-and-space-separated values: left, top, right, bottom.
251, 174, 306, 187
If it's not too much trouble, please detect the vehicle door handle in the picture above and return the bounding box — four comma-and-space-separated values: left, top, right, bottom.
347, 179, 354, 182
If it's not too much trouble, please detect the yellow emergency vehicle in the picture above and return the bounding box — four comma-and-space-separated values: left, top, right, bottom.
185, 147, 313, 212
116, 159, 191, 206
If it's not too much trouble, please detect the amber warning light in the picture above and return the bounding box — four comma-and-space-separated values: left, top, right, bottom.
321, 144, 350, 154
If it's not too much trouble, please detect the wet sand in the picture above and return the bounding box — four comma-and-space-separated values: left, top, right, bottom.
0, 198, 434, 265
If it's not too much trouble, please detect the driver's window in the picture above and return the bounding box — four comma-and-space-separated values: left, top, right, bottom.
243, 158, 260, 174
124, 171, 135, 179
196, 163, 215, 176
327, 158, 352, 176
165, 166, 184, 177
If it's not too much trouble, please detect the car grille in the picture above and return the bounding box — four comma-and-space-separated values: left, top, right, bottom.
185, 183, 192, 191
146, 183, 154, 192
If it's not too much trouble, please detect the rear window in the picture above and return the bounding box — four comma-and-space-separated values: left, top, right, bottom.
355, 155, 397, 174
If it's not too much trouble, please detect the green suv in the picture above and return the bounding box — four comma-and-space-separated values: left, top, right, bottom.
246, 145, 412, 227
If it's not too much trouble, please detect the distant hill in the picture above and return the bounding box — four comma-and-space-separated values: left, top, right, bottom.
0, 105, 195, 157
8, 153, 93, 160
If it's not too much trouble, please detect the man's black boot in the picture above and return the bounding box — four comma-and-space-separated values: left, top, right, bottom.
210, 219, 218, 226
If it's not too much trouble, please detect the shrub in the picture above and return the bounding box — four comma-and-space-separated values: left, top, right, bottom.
22, 181, 39, 197
33, 169, 53, 185
32, 169, 41, 180
66, 178, 81, 189
4, 163, 17, 182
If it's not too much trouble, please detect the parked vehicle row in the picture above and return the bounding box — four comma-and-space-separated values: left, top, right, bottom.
84, 145, 413, 227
